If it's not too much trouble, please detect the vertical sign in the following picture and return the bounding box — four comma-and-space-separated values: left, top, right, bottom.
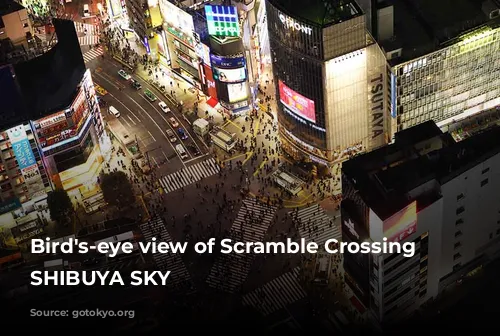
7, 126, 45, 198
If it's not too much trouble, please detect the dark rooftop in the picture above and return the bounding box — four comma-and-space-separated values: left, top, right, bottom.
0, 19, 85, 129
269, 0, 362, 27
380, 0, 494, 63
0, 0, 24, 17
343, 121, 500, 220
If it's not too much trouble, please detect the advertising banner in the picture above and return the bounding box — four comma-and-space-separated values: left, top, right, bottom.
210, 54, 245, 68
278, 80, 316, 123
213, 67, 246, 83
203, 64, 218, 99
383, 201, 417, 242
205, 5, 240, 37
228, 83, 248, 103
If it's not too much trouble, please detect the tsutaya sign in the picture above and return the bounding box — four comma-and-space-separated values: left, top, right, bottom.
370, 73, 385, 140
278, 12, 312, 35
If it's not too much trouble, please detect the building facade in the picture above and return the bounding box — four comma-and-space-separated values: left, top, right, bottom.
266, 0, 391, 168
341, 121, 500, 325
392, 23, 500, 135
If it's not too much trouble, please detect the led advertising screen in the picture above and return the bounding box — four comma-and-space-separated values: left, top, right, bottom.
227, 83, 248, 103
383, 201, 417, 242
159, 0, 194, 32
205, 5, 240, 37
278, 80, 316, 123
210, 54, 245, 68
213, 67, 246, 83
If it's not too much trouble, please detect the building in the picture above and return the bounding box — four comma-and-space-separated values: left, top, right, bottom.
266, 0, 391, 168
0, 19, 110, 244
341, 120, 500, 325
376, 0, 500, 137
0, 1, 34, 49
125, 0, 162, 41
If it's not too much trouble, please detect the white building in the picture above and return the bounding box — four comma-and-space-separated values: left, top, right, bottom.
341, 120, 500, 325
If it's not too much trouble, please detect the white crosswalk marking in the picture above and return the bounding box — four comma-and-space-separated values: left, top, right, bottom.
79, 34, 99, 46
74, 22, 99, 36
83, 46, 104, 63
242, 267, 306, 316
140, 216, 194, 292
206, 198, 277, 293
292, 204, 341, 246
159, 158, 220, 194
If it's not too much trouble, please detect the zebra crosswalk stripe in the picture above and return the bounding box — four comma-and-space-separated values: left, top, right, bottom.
158, 158, 220, 193
206, 198, 277, 293
140, 217, 193, 290
83, 47, 103, 63
79, 34, 99, 46
293, 205, 342, 246
242, 267, 306, 316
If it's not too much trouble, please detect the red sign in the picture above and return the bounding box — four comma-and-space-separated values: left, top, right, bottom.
278, 80, 316, 123
388, 221, 417, 243
204, 64, 217, 100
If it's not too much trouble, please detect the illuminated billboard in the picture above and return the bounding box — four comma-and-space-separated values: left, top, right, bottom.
203, 64, 218, 99
210, 54, 245, 68
228, 83, 248, 103
159, 0, 194, 33
213, 67, 246, 83
383, 201, 417, 242
205, 5, 240, 37
107, 0, 123, 17
7, 126, 36, 170
278, 80, 316, 123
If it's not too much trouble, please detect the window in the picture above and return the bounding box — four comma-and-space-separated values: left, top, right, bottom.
496, 229, 500, 235
454, 242, 461, 249
455, 218, 464, 226
455, 230, 462, 238
481, 178, 489, 187
482, 167, 490, 174
453, 263, 462, 271
456, 206, 465, 215
453, 253, 461, 261
456, 193, 464, 201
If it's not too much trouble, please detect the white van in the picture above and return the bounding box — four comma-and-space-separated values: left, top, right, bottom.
175, 144, 188, 160
109, 106, 120, 118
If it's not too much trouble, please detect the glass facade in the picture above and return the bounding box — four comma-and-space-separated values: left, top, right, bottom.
266, 1, 327, 151
394, 26, 500, 133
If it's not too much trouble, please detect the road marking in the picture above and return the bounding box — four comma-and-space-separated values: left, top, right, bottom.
128, 96, 185, 168
183, 152, 210, 164
104, 91, 142, 122
253, 120, 261, 137
162, 150, 170, 162
152, 156, 159, 167
242, 151, 253, 165
94, 73, 120, 90
148, 131, 156, 142
253, 159, 268, 177
98, 71, 126, 89
227, 119, 242, 131
120, 116, 131, 128
127, 115, 136, 125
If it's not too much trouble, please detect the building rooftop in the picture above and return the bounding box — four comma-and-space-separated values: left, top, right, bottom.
343, 121, 500, 220
0, 19, 85, 129
0, 0, 24, 17
269, 0, 363, 27
380, 0, 497, 64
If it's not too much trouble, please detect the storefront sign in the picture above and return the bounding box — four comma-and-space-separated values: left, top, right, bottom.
0, 198, 21, 215
36, 112, 66, 129
370, 74, 384, 140
210, 54, 246, 68
278, 12, 312, 35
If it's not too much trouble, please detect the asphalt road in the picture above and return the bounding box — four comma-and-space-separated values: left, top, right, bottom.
87, 56, 208, 175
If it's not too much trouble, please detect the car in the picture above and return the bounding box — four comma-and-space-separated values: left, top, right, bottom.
169, 117, 179, 128
166, 129, 177, 142
130, 79, 142, 90
118, 69, 131, 80
159, 101, 170, 113
83, 4, 90, 17
177, 127, 188, 140
187, 144, 201, 156
175, 144, 189, 160
144, 89, 157, 102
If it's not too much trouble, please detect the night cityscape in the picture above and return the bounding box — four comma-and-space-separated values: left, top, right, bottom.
0, 0, 499, 333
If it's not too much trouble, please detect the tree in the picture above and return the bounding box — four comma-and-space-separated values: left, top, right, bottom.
100, 171, 135, 209
47, 189, 73, 224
